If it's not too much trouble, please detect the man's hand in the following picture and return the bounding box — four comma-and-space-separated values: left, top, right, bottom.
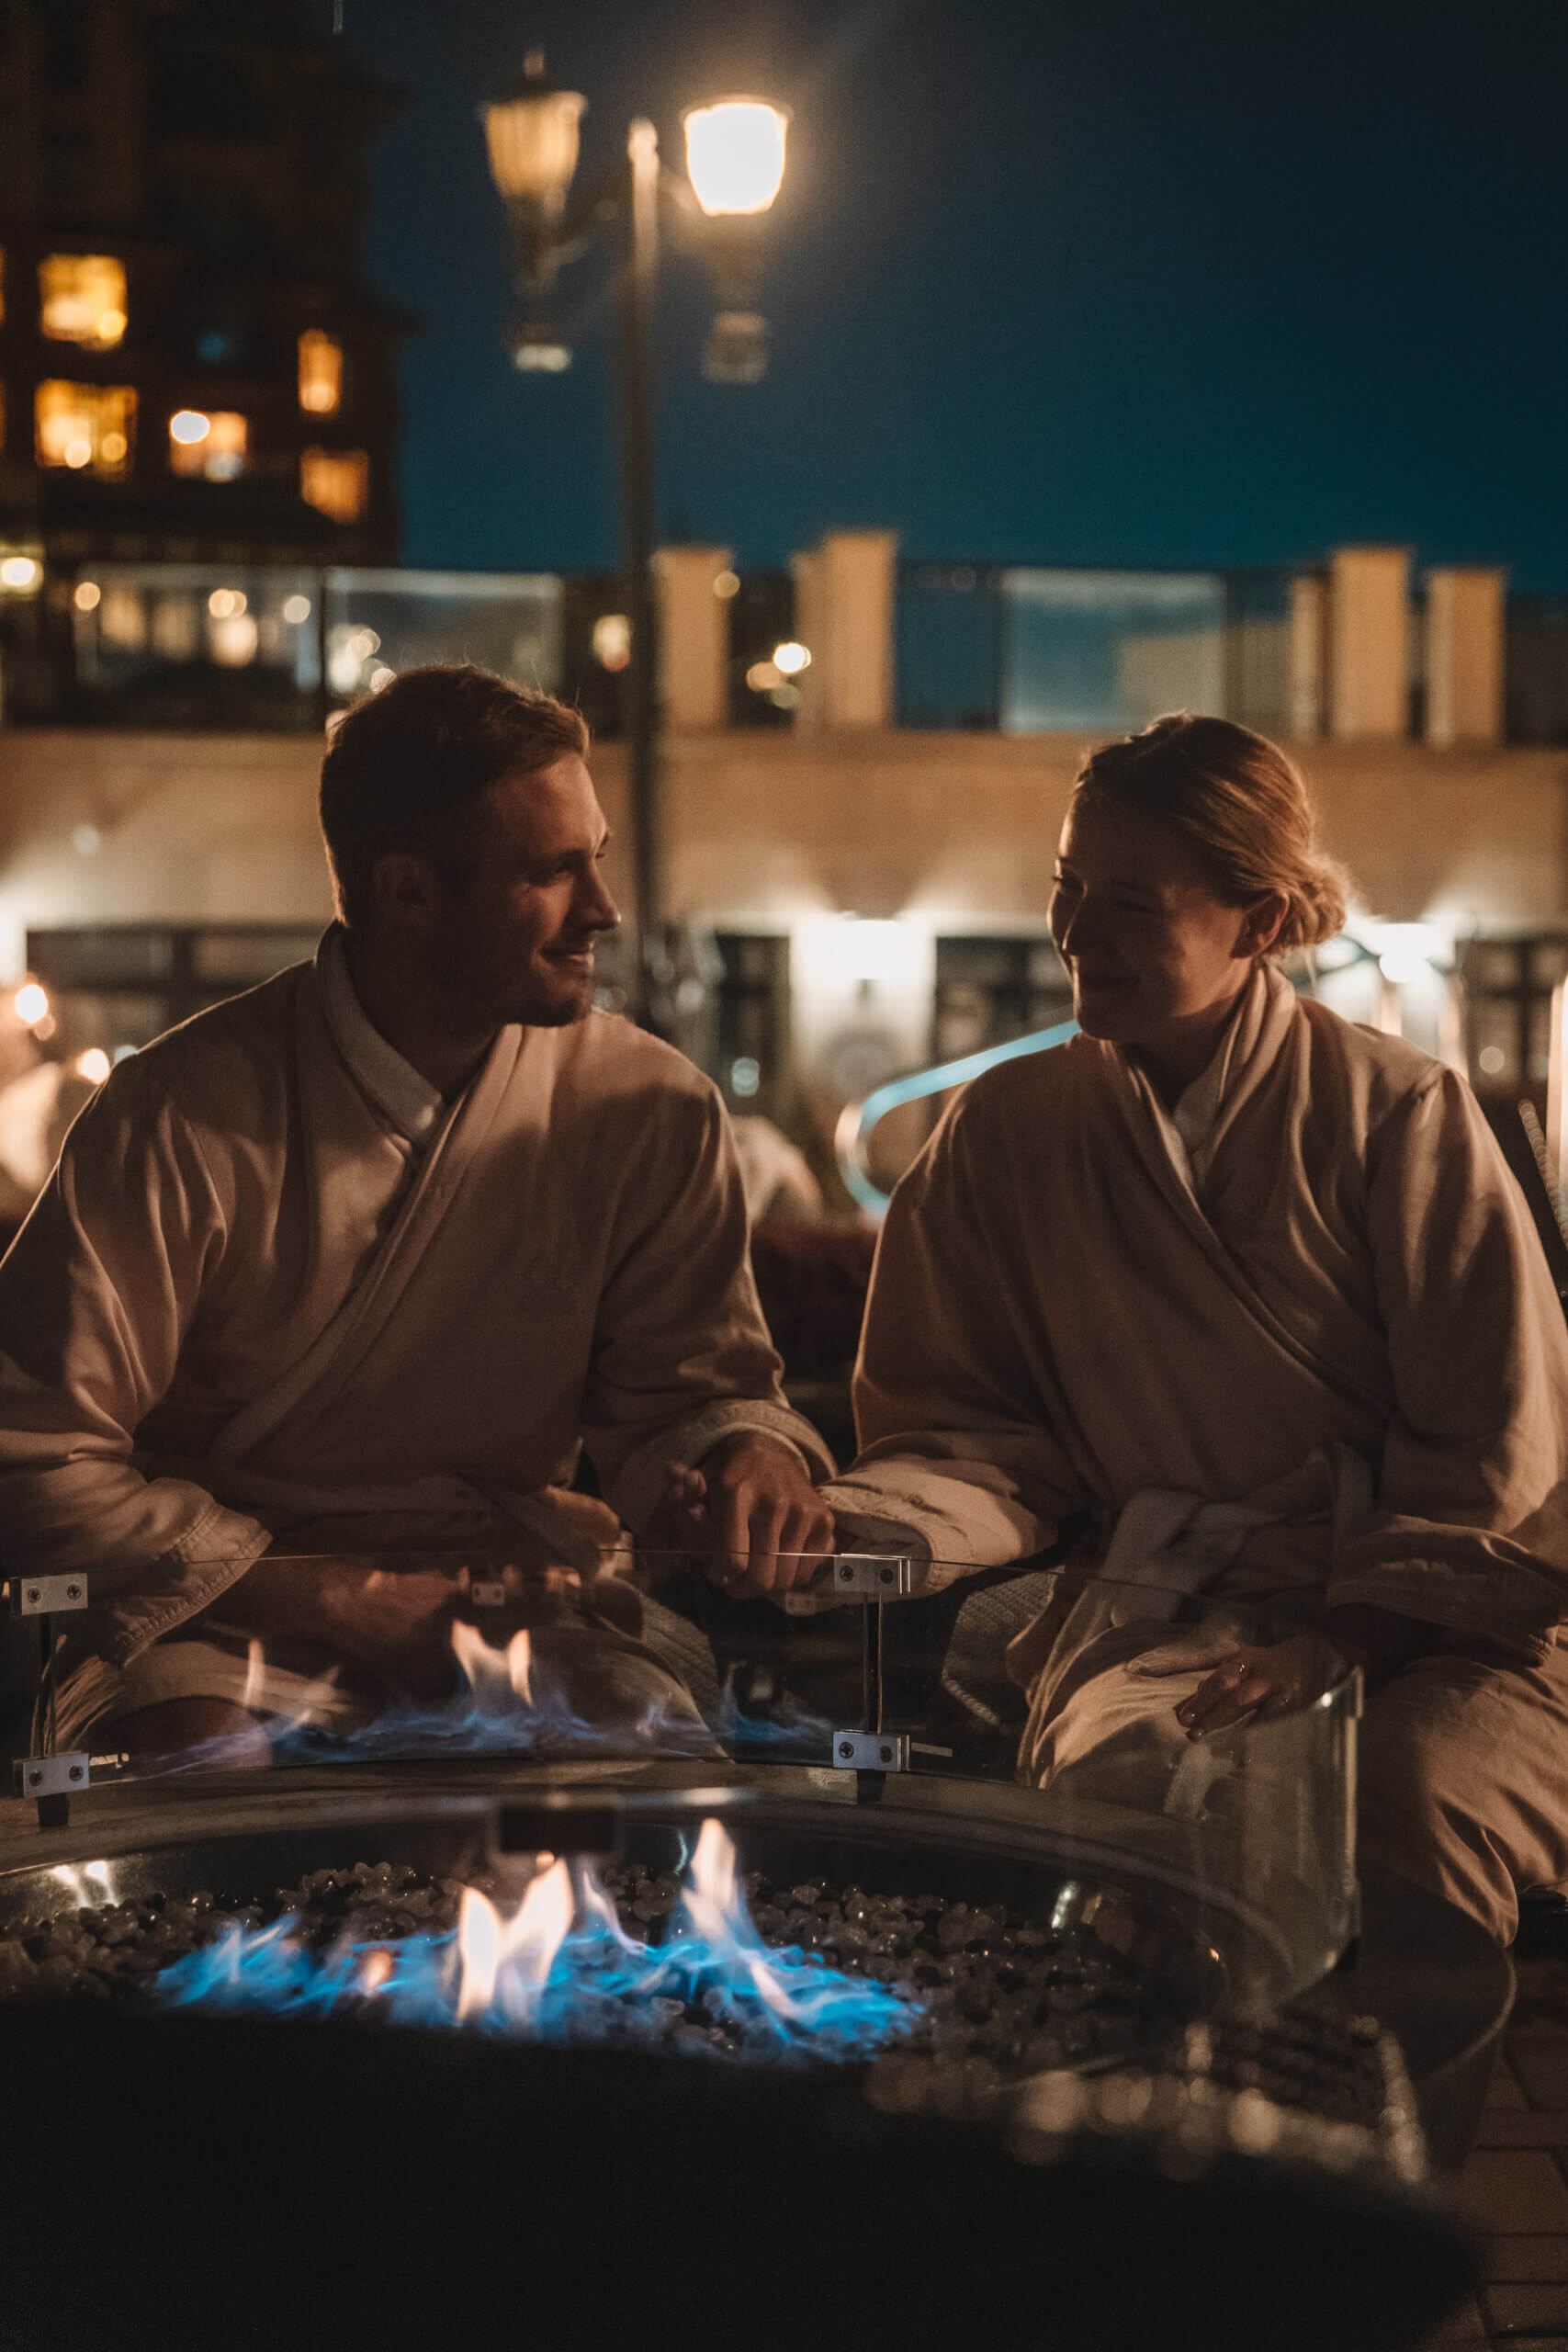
658, 1433, 835, 1597
227, 1487, 627, 1702
230, 1555, 463, 1701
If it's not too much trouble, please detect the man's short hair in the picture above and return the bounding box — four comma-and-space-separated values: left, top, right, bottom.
319, 664, 590, 926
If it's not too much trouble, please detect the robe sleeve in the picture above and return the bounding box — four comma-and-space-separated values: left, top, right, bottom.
1329, 1067, 1568, 1656
583, 1082, 834, 1529
0, 1076, 269, 1660
823, 1093, 1088, 1589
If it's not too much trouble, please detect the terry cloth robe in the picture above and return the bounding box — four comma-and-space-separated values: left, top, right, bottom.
0, 929, 831, 1736
823, 964, 1568, 1941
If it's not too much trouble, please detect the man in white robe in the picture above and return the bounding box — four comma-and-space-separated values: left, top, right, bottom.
0, 667, 833, 1762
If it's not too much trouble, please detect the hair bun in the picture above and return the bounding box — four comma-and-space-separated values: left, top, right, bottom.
1075, 714, 1356, 959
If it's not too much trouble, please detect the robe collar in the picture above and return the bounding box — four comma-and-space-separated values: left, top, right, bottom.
1114, 962, 1290, 1200
315, 923, 446, 1151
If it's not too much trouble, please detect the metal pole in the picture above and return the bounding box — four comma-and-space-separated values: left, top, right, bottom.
619, 119, 660, 1026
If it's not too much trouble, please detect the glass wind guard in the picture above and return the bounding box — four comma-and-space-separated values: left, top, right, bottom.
13, 1548, 1360, 2007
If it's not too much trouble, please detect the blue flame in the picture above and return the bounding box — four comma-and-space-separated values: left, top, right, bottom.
262, 1658, 830, 1770
151, 1856, 921, 2065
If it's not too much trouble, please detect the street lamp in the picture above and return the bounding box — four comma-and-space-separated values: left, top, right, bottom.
480, 59, 790, 1023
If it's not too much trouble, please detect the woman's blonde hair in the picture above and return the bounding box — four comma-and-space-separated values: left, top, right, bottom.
1073, 712, 1350, 951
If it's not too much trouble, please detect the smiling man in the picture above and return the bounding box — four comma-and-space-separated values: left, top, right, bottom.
0, 666, 834, 1766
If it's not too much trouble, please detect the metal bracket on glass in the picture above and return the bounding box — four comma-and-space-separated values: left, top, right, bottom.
12, 1752, 91, 1802
830, 1730, 909, 1773
4, 1572, 91, 1827
829, 1555, 915, 1599
6, 1574, 88, 1616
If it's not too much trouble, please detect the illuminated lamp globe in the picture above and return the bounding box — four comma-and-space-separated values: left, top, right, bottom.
170, 410, 210, 446
682, 98, 789, 216
482, 57, 586, 215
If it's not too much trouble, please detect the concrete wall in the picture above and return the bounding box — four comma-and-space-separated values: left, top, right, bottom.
1, 720, 1562, 1190
1, 724, 1562, 976
0, 728, 635, 977
660, 728, 1568, 933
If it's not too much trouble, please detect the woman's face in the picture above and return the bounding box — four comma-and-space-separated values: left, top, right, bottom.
1049, 793, 1280, 1054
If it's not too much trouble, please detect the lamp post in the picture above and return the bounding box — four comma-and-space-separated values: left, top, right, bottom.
481, 59, 790, 1024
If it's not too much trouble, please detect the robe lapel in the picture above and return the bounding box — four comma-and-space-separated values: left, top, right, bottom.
1100, 978, 1387, 1421
209, 1006, 525, 1470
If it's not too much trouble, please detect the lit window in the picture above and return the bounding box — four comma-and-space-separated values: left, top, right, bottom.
35, 381, 136, 476
168, 409, 247, 481
300, 447, 368, 524
39, 254, 127, 350
298, 331, 343, 415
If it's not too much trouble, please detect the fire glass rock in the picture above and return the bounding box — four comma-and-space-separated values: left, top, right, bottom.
0, 1855, 1188, 2082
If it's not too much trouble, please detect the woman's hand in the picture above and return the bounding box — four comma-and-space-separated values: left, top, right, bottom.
1144, 1632, 1337, 1739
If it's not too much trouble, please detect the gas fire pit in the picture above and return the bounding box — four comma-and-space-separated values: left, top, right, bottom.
0, 1757, 1476, 2352
1, 1561, 1490, 2352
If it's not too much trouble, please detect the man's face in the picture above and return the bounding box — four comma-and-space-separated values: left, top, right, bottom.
425, 757, 621, 1030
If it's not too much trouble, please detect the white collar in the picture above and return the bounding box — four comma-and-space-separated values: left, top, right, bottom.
1124, 967, 1267, 1199
315, 924, 446, 1149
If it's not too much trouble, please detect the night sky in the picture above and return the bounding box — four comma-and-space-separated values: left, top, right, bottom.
349, 0, 1568, 588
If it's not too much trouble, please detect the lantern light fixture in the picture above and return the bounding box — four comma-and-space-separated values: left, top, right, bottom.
481, 53, 587, 216
682, 99, 790, 218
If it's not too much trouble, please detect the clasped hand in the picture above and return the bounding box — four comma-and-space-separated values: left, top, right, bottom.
655, 1434, 835, 1598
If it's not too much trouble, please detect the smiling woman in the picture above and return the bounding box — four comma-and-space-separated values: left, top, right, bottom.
1050, 713, 1349, 1105
825, 710, 1568, 1951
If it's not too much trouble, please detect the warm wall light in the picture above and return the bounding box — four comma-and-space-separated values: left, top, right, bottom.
592, 613, 632, 672
209, 612, 259, 667
73, 579, 101, 611
39, 254, 128, 349
298, 330, 343, 415
300, 447, 369, 524
76, 1049, 110, 1085
169, 409, 209, 445
14, 982, 49, 1027
773, 640, 810, 673
0, 555, 40, 592
798, 914, 923, 993
36, 381, 135, 475
1373, 922, 1444, 985
682, 99, 789, 216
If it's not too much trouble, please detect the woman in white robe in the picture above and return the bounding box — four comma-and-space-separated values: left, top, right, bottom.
825, 714, 1568, 1944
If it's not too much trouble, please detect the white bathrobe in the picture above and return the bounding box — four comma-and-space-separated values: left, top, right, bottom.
0, 930, 831, 1732
825, 966, 1568, 1939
